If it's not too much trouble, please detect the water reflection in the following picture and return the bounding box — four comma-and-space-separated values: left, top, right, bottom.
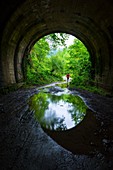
29, 87, 88, 131
29, 86, 113, 157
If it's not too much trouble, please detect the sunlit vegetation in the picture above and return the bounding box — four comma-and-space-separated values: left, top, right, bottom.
24, 33, 92, 88
0, 33, 108, 95
24, 33, 109, 95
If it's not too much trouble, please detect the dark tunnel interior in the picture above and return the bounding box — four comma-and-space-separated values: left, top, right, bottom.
0, 0, 113, 169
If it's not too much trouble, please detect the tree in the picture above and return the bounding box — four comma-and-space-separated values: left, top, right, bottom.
66, 39, 91, 86
25, 33, 92, 87
46, 33, 69, 48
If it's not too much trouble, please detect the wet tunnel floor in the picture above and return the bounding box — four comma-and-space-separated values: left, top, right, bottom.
0, 83, 113, 170
29, 85, 113, 156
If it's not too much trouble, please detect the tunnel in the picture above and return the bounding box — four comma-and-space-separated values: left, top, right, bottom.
0, 0, 113, 170
0, 0, 113, 92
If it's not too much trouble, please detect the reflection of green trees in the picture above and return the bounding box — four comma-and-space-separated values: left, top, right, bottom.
29, 92, 67, 130
29, 92, 49, 122
29, 90, 87, 131
48, 93, 87, 126
66, 95, 87, 125
47, 93, 62, 104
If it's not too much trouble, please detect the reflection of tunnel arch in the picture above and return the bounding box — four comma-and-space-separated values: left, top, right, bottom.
0, 0, 113, 92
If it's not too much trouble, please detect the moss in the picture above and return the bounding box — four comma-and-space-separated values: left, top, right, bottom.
69, 84, 111, 96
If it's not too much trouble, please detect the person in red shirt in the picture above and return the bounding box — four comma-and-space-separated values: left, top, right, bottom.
66, 73, 70, 84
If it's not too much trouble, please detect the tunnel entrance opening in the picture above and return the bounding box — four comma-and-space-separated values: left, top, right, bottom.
0, 0, 113, 95
23, 32, 93, 91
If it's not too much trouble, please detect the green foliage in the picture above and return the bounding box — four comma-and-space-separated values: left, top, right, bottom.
25, 38, 52, 85
66, 39, 92, 86
75, 85, 109, 96
24, 33, 92, 88
46, 33, 69, 48
25, 33, 69, 85
49, 51, 65, 78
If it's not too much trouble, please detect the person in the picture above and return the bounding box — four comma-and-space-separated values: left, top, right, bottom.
66, 73, 70, 84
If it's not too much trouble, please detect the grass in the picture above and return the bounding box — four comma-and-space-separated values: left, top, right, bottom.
69, 83, 111, 96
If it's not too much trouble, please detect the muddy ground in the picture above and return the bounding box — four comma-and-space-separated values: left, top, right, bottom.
0, 84, 113, 170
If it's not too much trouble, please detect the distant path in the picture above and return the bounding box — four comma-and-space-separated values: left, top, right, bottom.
37, 81, 66, 89
37, 76, 72, 90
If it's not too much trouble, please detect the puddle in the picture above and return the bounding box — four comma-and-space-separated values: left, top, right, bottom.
28, 86, 113, 156
29, 86, 87, 131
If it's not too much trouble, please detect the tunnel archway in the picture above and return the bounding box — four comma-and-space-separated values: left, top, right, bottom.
0, 0, 113, 93
23, 32, 92, 87
1, 1, 113, 169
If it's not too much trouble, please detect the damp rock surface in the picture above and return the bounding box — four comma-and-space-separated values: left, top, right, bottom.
0, 86, 113, 170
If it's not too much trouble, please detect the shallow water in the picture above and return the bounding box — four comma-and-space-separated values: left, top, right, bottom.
28, 86, 113, 156
29, 86, 87, 131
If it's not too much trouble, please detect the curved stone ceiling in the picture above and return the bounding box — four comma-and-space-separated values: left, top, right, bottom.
0, 0, 113, 92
